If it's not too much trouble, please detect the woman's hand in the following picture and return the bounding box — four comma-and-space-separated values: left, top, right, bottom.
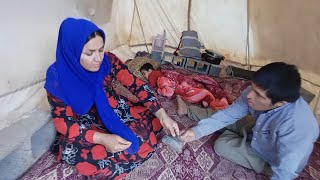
180, 129, 196, 142
155, 108, 180, 137
93, 132, 132, 153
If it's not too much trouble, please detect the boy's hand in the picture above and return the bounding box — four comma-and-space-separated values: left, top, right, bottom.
180, 129, 196, 142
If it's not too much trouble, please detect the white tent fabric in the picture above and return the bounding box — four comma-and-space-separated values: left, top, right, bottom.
0, 0, 112, 130
1, 0, 319, 131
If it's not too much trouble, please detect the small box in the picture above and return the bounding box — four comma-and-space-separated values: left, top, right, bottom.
151, 51, 162, 63
208, 64, 222, 76
227, 66, 254, 80
151, 33, 166, 52
162, 54, 174, 64
195, 61, 211, 74
185, 58, 197, 71
172, 56, 186, 68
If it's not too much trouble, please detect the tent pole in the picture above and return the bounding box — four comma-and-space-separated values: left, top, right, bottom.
246, 0, 251, 70
134, 0, 149, 52
128, 1, 136, 46
187, 0, 192, 31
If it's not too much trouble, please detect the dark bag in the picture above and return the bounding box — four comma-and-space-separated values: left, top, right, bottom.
174, 30, 201, 58
201, 49, 225, 65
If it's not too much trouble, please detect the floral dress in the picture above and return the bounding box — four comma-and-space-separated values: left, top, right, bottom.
47, 53, 162, 179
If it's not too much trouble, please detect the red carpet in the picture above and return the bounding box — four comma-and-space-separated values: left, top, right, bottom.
20, 76, 319, 180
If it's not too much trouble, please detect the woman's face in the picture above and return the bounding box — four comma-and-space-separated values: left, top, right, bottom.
80, 36, 104, 72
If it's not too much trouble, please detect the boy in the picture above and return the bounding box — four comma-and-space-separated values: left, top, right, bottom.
180, 62, 319, 180
140, 63, 164, 88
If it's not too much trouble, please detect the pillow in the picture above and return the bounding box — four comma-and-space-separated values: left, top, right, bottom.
125, 57, 160, 81
112, 80, 139, 102
109, 44, 135, 62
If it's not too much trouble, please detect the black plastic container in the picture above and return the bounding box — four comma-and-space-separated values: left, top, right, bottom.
201, 50, 225, 65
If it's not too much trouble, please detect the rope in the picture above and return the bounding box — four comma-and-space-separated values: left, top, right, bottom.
156, 0, 179, 46
0, 78, 45, 99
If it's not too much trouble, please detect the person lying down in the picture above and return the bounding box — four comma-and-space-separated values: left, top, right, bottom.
140, 63, 229, 110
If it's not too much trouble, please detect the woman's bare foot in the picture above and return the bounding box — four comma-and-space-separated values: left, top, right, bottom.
177, 95, 188, 115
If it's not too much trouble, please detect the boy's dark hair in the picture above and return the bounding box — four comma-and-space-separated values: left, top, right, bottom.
140, 63, 154, 72
252, 62, 301, 104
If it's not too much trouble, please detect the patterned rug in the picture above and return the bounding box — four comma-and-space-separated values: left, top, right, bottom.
20, 96, 319, 180
20, 75, 320, 180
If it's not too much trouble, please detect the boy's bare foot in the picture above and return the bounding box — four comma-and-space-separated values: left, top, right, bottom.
202, 101, 208, 107
177, 95, 188, 115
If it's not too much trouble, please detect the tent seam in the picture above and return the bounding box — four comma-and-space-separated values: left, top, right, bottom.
0, 78, 45, 99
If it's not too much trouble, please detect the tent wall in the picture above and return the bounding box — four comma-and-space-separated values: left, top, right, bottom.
112, 0, 248, 59
249, 0, 320, 81
248, 0, 320, 119
0, 0, 113, 130
192, 0, 248, 64
120, 0, 320, 121
102, 0, 189, 52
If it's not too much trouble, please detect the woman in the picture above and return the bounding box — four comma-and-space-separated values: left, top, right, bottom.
45, 18, 180, 179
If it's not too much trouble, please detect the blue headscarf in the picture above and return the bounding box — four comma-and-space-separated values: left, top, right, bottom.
45, 18, 139, 154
